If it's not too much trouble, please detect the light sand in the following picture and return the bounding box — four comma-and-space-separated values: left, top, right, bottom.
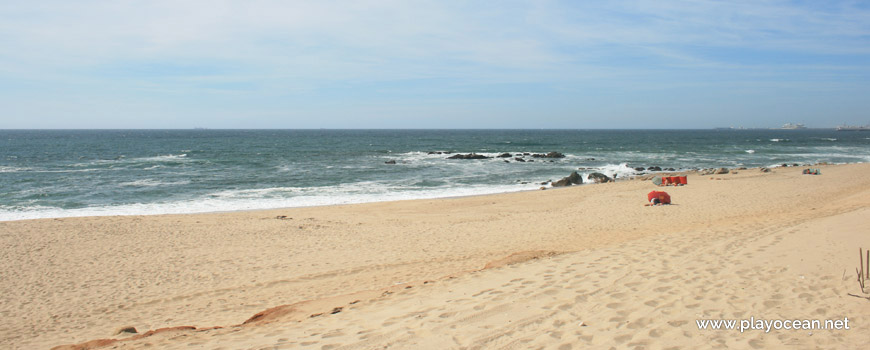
2, 164, 870, 349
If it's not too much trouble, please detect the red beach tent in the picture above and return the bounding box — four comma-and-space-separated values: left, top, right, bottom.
647, 191, 671, 204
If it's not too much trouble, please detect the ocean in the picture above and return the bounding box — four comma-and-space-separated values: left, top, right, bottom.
2, 129, 868, 221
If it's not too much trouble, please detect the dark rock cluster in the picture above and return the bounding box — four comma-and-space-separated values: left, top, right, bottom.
531, 152, 566, 159
552, 171, 583, 187
587, 172, 612, 184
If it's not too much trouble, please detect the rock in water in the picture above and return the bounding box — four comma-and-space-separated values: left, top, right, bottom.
588, 172, 612, 183
446, 153, 490, 160
531, 152, 566, 159
552, 178, 571, 187
552, 171, 584, 187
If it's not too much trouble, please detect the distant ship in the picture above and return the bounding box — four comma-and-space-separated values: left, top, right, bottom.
780, 123, 806, 130
836, 124, 870, 131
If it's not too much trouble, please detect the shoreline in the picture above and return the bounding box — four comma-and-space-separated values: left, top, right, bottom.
4, 163, 870, 349
0, 162, 842, 223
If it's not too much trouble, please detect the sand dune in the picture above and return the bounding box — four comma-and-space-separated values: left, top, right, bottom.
3, 164, 870, 349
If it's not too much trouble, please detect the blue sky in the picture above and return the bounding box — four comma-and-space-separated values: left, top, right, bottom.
1, 0, 869, 129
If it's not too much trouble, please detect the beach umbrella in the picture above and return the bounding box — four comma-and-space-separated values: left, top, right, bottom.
647, 191, 671, 204
651, 176, 662, 186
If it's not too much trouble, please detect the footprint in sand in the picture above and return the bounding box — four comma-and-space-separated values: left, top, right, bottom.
627, 317, 651, 330
667, 320, 687, 327
614, 334, 633, 343
748, 338, 765, 349
763, 300, 781, 308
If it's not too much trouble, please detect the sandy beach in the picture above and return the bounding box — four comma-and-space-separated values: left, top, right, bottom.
3, 163, 870, 349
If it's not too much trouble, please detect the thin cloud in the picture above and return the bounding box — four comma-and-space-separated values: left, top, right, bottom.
1, 1, 869, 128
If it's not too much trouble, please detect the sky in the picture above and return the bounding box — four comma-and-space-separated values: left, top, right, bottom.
1, 0, 869, 129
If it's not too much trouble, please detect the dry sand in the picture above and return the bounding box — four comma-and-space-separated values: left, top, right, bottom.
2, 164, 870, 349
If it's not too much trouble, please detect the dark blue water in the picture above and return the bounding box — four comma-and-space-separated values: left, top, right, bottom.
2, 129, 868, 220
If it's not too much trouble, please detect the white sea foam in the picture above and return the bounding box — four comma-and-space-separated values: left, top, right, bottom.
746, 150, 755, 154
0, 166, 31, 173
0, 182, 541, 221
582, 163, 640, 181
769, 139, 789, 142
134, 154, 188, 162
32, 168, 110, 173
119, 179, 190, 187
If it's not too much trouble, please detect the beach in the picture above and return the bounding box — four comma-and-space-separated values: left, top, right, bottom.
3, 163, 870, 349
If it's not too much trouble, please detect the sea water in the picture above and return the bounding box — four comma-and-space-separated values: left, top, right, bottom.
2, 129, 868, 221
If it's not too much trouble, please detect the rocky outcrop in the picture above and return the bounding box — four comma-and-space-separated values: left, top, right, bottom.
552, 171, 583, 187
531, 152, 565, 159
384, 160, 396, 164
647, 166, 662, 171
446, 153, 490, 160
496, 153, 512, 158
587, 172, 612, 183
